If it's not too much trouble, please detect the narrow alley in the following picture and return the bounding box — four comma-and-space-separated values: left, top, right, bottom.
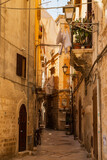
0, 0, 107, 159
13, 129, 90, 160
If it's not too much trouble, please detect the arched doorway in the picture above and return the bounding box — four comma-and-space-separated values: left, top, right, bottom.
79, 98, 82, 141
19, 104, 27, 152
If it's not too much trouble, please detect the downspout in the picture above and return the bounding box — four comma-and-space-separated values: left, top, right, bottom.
97, 74, 102, 160
96, 19, 102, 160
27, 0, 31, 125
70, 24, 74, 134
0, 0, 1, 40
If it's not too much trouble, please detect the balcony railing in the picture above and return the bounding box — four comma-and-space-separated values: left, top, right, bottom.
72, 19, 92, 49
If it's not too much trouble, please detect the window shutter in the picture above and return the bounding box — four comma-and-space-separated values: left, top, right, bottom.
24, 58, 26, 78
75, 0, 80, 5
17, 54, 22, 76
87, 0, 92, 20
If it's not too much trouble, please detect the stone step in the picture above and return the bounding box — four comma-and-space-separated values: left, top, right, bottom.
18, 150, 30, 157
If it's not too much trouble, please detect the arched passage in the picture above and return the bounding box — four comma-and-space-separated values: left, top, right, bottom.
19, 104, 27, 152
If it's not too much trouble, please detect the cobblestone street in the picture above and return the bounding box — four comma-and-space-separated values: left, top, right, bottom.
13, 129, 91, 160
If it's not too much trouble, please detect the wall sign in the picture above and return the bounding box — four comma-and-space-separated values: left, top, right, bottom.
62, 99, 67, 107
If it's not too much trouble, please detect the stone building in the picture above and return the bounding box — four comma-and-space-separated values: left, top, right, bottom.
69, 0, 107, 160
0, 0, 37, 158
41, 12, 72, 130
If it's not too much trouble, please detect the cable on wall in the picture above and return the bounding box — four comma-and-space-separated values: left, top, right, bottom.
0, 2, 97, 10
0, 0, 10, 5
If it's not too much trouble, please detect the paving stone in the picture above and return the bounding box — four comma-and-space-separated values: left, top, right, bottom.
12, 129, 91, 160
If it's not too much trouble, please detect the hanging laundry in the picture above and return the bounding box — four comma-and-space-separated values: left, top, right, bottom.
56, 29, 63, 44
56, 29, 72, 55
64, 30, 72, 50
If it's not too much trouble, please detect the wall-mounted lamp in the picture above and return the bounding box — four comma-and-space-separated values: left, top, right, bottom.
62, 64, 68, 74
63, 1, 75, 24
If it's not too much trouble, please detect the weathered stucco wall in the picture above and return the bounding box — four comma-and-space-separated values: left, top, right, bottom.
74, 79, 93, 153
0, 0, 36, 157
92, 0, 107, 159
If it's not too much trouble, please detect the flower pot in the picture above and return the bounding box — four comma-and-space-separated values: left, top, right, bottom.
81, 46, 85, 49
73, 43, 81, 49
85, 44, 91, 48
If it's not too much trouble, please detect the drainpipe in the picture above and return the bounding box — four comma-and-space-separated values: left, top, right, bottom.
96, 17, 102, 160
70, 24, 74, 134
97, 74, 102, 160
0, 0, 1, 40
27, 0, 31, 125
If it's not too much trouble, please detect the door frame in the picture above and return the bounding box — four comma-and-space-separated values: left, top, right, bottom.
15, 100, 28, 154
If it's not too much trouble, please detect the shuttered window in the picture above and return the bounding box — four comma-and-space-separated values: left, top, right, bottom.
75, 0, 81, 7
75, 0, 80, 5
16, 53, 26, 78
87, 0, 92, 21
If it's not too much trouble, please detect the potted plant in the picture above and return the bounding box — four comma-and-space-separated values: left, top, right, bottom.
73, 26, 86, 49
83, 17, 92, 48
73, 18, 92, 49
73, 19, 81, 49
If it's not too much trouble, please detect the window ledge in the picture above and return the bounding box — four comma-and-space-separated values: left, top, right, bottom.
72, 48, 93, 55
21, 77, 26, 80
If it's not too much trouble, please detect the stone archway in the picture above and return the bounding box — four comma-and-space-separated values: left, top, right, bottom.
19, 104, 27, 152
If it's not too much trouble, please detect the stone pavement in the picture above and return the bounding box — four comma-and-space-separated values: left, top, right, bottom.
13, 129, 91, 160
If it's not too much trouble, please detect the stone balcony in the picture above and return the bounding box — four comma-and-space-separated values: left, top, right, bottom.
71, 48, 93, 76
72, 48, 93, 57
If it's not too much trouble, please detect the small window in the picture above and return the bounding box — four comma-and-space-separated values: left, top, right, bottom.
75, 0, 81, 7
75, 0, 80, 4
87, 0, 92, 21
50, 67, 55, 75
16, 53, 26, 78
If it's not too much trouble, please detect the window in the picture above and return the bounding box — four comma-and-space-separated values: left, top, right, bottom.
50, 67, 55, 75
75, 0, 81, 17
16, 53, 26, 78
75, 0, 81, 7
75, 0, 80, 5
87, 0, 92, 22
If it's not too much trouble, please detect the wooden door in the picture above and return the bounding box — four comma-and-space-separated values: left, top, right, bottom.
93, 88, 98, 159
19, 104, 27, 152
79, 98, 82, 140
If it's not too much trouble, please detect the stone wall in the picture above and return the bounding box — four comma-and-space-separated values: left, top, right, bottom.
98, 46, 107, 160
0, 0, 36, 157
74, 77, 93, 152
92, 1, 107, 159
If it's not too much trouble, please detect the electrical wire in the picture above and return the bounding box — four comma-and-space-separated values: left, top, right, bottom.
87, 44, 107, 80
0, 1, 97, 10
0, 35, 34, 58
74, 44, 107, 93
0, 74, 33, 88
0, 35, 22, 51
0, 0, 10, 5
39, 1, 51, 6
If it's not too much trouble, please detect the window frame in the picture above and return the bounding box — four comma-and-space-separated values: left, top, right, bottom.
16, 53, 26, 78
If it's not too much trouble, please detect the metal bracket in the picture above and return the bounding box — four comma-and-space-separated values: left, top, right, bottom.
70, 22, 99, 33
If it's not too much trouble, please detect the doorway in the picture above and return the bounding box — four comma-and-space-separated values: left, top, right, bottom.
19, 104, 27, 152
66, 113, 70, 125
93, 87, 98, 159
79, 98, 82, 141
